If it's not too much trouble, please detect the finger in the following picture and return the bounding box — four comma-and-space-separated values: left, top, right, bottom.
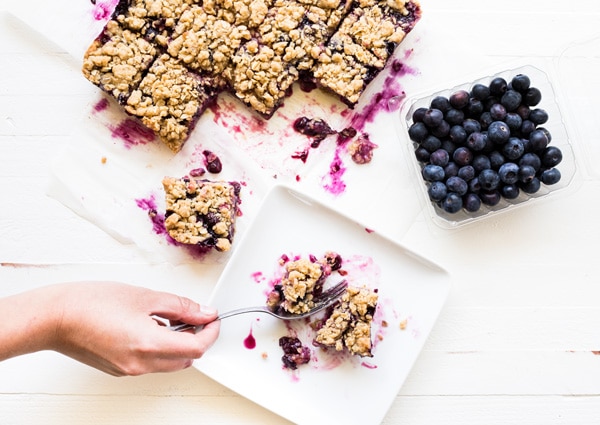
152, 320, 221, 359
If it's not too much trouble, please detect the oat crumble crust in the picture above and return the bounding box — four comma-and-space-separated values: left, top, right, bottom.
315, 285, 378, 357
162, 177, 240, 251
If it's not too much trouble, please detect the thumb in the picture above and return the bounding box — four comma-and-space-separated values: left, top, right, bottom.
149, 291, 218, 325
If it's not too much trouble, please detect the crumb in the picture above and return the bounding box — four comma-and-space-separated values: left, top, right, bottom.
399, 318, 408, 330
101, 156, 107, 164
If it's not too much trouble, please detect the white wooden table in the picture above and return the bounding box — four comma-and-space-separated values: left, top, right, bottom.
2, 0, 600, 423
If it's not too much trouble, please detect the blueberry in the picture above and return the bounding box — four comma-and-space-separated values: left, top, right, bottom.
511, 74, 531, 92
466, 132, 487, 151
540, 168, 561, 185
489, 103, 507, 121
463, 193, 482, 212
446, 176, 468, 196
431, 120, 451, 138
520, 177, 541, 193
412, 107, 428, 122
479, 111, 493, 130
429, 149, 450, 167
449, 125, 468, 144
480, 190, 501, 206
441, 139, 457, 156
520, 120, 536, 138
471, 83, 491, 101
465, 98, 484, 117
489, 151, 506, 170
428, 181, 448, 202
529, 129, 549, 152
457, 165, 476, 181
538, 127, 552, 143
415, 147, 430, 162
463, 118, 481, 134
450, 90, 470, 109
479, 169, 501, 190
502, 137, 525, 160
519, 152, 542, 171
423, 108, 444, 127
421, 135, 442, 152
446, 108, 465, 125
529, 108, 549, 125
408, 122, 428, 142
505, 112, 523, 132
453, 146, 473, 165
444, 161, 460, 178
488, 121, 511, 144
498, 162, 519, 184
422, 164, 445, 182
541, 146, 563, 167
516, 104, 531, 120
440, 192, 463, 213
518, 164, 536, 183
468, 177, 481, 194
489, 77, 508, 96
524, 87, 542, 106
501, 184, 520, 199
500, 89, 522, 111
430, 96, 451, 113
472, 154, 492, 172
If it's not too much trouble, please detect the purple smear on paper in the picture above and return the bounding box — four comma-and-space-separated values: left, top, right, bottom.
110, 119, 156, 149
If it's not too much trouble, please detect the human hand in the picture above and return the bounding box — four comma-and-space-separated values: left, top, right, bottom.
40, 282, 220, 376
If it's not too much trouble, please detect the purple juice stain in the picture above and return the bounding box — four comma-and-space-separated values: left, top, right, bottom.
91, 0, 118, 20
93, 98, 109, 113
244, 327, 256, 349
322, 149, 347, 196
110, 119, 156, 149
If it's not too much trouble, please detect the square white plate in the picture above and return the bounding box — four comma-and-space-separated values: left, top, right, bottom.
194, 184, 451, 425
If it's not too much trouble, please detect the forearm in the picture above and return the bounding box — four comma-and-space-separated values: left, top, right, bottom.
0, 286, 62, 361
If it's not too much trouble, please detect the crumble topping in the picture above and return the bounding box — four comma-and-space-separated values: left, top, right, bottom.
266, 257, 330, 314
167, 6, 251, 75
125, 54, 225, 152
162, 177, 241, 251
315, 285, 378, 357
229, 40, 299, 117
216, 0, 273, 27
82, 20, 157, 103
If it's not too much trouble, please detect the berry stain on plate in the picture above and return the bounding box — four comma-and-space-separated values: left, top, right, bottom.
90, 0, 119, 21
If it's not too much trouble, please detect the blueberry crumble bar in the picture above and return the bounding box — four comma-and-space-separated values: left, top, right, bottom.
83, 0, 420, 149
82, 19, 158, 104
315, 285, 378, 357
162, 177, 241, 251
125, 53, 226, 152
266, 256, 333, 314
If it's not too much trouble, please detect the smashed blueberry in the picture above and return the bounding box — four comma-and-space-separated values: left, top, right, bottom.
203, 150, 223, 174
279, 336, 311, 370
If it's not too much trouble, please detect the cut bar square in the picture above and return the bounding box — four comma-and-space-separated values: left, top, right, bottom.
125, 54, 227, 153
162, 177, 241, 252
82, 19, 158, 104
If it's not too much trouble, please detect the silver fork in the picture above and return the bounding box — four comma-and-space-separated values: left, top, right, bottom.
169, 280, 348, 332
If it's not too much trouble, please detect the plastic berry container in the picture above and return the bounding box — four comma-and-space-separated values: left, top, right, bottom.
399, 64, 577, 229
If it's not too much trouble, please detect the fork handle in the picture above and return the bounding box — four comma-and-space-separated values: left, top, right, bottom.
168, 306, 271, 332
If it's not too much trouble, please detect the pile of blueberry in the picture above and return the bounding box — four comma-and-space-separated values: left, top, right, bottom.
408, 73, 563, 214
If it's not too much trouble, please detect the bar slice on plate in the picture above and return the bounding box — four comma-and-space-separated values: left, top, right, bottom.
315, 285, 379, 357
162, 177, 241, 251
